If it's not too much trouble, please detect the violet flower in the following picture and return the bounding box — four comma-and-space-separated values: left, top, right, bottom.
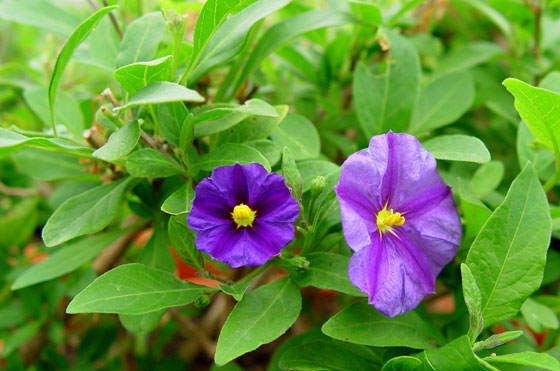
335, 132, 461, 317
187, 163, 299, 268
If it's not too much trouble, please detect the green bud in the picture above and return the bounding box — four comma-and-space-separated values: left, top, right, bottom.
194, 294, 211, 308
310, 176, 326, 197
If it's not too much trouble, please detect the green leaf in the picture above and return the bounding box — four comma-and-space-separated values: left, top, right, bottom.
461, 264, 483, 343
246, 140, 281, 167
423, 135, 490, 163
115, 81, 204, 112
93, 121, 141, 162
114, 55, 173, 95
197, 143, 271, 172
168, 214, 204, 272
119, 309, 165, 334
271, 113, 320, 160
517, 121, 555, 183
290, 252, 365, 296
188, 0, 291, 83
12, 229, 125, 290
139, 216, 174, 272
322, 301, 441, 349
161, 183, 194, 215
473, 330, 523, 352
504, 78, 560, 153
0, 127, 92, 158
470, 161, 504, 198
282, 147, 303, 203
12, 149, 90, 181
521, 298, 559, 332
418, 336, 486, 370
436, 41, 503, 76
298, 160, 340, 193
42, 177, 133, 247
194, 112, 247, 138
465, 164, 551, 328
116, 12, 166, 67
66, 263, 210, 315
230, 9, 355, 97
485, 352, 560, 370
24, 86, 85, 140
0, 0, 80, 35
459, 0, 512, 39
48, 6, 117, 135
382, 356, 423, 371
353, 30, 420, 136
158, 102, 189, 146
214, 277, 302, 365
279, 336, 382, 371
192, 0, 239, 58
460, 189, 492, 243
409, 72, 475, 133
218, 105, 289, 143
126, 148, 185, 178
219, 282, 250, 302
0, 197, 39, 249
74, 18, 119, 71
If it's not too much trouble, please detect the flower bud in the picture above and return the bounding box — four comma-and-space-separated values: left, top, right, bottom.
310, 176, 326, 197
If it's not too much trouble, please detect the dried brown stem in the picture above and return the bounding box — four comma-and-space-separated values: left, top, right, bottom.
169, 308, 216, 359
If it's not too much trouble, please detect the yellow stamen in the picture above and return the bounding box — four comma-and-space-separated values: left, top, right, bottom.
231, 203, 257, 228
376, 203, 405, 237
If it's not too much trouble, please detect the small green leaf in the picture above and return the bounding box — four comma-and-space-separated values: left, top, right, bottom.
410, 72, 474, 133
218, 105, 289, 143
214, 277, 302, 365
93, 121, 141, 162
485, 352, 560, 370
0, 127, 92, 158
116, 12, 166, 67
114, 55, 173, 95
282, 147, 303, 203
322, 301, 442, 349
187, 0, 291, 83
0, 0, 80, 35
353, 30, 420, 136
2, 320, 43, 357
246, 140, 281, 167
418, 336, 486, 370
521, 298, 559, 333
219, 282, 250, 302
466, 164, 551, 328
290, 252, 365, 296
42, 177, 133, 247
461, 264, 483, 343
161, 183, 194, 215
119, 309, 165, 334
12, 229, 125, 290
66, 263, 210, 315
115, 82, 204, 112
436, 41, 503, 76
126, 148, 185, 178
271, 113, 320, 160
470, 161, 504, 198
423, 135, 490, 163
168, 215, 204, 272
504, 78, 560, 153
139, 216, 174, 272
197, 143, 271, 172
48, 5, 117, 135
382, 356, 423, 371
473, 330, 523, 352
192, 0, 239, 59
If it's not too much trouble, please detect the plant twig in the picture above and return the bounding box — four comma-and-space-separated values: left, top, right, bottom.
0, 181, 38, 197
103, 0, 123, 39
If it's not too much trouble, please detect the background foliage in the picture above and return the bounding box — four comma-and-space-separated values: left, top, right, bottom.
1, 0, 560, 369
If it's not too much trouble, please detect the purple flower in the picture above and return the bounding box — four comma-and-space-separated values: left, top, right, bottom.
187, 163, 299, 268
335, 132, 461, 317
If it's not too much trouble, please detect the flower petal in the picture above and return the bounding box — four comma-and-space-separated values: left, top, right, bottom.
368, 131, 450, 216
254, 173, 299, 222
210, 163, 270, 207
335, 150, 383, 251
188, 178, 232, 231
348, 234, 436, 317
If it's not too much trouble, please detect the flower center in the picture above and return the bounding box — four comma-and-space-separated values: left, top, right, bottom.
376, 203, 405, 236
231, 203, 256, 228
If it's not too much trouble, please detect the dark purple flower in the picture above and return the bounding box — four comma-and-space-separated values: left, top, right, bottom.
335, 132, 461, 317
187, 163, 299, 268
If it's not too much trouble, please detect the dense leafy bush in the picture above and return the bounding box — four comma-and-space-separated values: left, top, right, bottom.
1, 0, 560, 369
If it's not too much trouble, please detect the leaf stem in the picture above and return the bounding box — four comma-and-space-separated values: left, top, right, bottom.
236, 259, 274, 285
